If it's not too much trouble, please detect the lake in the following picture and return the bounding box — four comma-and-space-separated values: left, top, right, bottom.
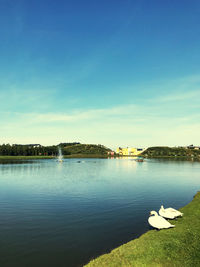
0, 158, 200, 267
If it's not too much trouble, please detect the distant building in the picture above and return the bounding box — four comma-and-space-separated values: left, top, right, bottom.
107, 151, 115, 156
116, 147, 146, 156
13, 144, 42, 148
187, 145, 200, 150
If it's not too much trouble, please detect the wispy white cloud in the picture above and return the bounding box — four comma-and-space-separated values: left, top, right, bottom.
155, 89, 200, 102
1, 74, 200, 148
1, 94, 199, 147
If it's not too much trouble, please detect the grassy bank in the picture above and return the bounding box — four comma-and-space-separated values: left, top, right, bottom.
0, 154, 108, 160
85, 192, 200, 267
63, 154, 108, 158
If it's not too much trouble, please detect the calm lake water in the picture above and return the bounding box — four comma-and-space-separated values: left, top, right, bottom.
0, 158, 200, 267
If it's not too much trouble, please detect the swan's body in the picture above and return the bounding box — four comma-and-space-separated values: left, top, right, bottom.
148, 211, 175, 229
159, 205, 183, 219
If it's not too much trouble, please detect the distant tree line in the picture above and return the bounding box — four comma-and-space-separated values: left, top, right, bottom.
0, 144, 70, 156
0, 143, 111, 156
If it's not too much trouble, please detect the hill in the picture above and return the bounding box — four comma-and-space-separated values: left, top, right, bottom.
141, 146, 200, 160
62, 143, 112, 157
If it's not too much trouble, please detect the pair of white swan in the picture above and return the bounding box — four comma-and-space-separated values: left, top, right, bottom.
148, 205, 183, 230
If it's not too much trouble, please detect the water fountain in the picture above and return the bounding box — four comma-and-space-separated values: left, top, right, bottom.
57, 147, 63, 162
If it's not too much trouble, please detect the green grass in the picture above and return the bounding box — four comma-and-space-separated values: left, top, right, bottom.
63, 154, 109, 158
85, 192, 200, 267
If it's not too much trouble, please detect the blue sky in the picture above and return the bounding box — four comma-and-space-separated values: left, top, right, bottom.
0, 0, 200, 148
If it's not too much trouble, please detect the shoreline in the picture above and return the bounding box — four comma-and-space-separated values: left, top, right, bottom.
85, 191, 200, 266
0, 155, 108, 160
0, 155, 199, 162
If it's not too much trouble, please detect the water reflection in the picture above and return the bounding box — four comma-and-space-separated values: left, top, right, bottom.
0, 159, 35, 165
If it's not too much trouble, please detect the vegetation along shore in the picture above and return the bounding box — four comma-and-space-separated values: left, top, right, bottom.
85, 192, 200, 266
0, 143, 111, 158
0, 143, 200, 161
141, 146, 200, 161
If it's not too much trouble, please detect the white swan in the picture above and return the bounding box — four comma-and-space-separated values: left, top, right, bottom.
159, 205, 183, 219
148, 211, 175, 229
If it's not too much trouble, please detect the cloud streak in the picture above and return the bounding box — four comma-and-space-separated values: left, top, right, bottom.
1, 73, 200, 148
1, 86, 200, 148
